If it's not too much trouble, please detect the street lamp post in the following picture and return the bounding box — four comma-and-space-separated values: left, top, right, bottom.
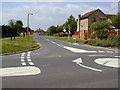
27, 13, 33, 36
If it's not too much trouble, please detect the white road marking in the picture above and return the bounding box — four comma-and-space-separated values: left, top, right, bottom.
77, 63, 102, 72
114, 56, 120, 57
105, 51, 113, 53
22, 53, 25, 55
0, 66, 41, 77
27, 57, 30, 59
29, 62, 34, 65
72, 57, 83, 63
46, 39, 50, 41
73, 57, 102, 72
27, 54, 30, 57
57, 44, 62, 47
64, 46, 96, 53
21, 57, 24, 59
98, 51, 105, 53
95, 58, 120, 68
21, 54, 25, 57
21, 62, 26, 66
21, 59, 25, 61
51, 41, 56, 44
27, 59, 32, 61
88, 55, 107, 57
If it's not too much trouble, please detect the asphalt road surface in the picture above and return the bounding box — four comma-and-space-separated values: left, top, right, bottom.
1, 35, 119, 88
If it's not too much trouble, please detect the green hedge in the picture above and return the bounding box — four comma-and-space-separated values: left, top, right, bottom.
84, 34, 120, 48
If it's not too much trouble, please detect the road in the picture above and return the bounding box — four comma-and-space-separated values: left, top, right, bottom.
1, 35, 119, 88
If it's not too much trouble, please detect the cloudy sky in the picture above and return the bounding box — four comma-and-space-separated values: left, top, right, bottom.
1, 1, 119, 31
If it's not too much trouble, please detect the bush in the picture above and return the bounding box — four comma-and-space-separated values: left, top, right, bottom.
53, 33, 59, 36
85, 34, 120, 48
90, 33, 96, 39
84, 31, 88, 40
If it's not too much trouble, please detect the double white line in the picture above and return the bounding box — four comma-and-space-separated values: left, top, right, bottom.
21, 51, 34, 66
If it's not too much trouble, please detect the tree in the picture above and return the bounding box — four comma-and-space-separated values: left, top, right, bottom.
111, 15, 120, 29
90, 21, 111, 39
56, 26, 63, 33
47, 25, 57, 35
14, 20, 24, 33
8, 19, 15, 27
63, 15, 77, 35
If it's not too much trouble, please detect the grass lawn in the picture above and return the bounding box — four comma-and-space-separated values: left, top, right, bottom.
0, 36, 40, 54
54, 36, 85, 43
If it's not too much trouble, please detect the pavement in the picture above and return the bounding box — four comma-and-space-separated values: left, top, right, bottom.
1, 35, 119, 88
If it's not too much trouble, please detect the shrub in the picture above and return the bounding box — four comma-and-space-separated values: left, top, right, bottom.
84, 31, 88, 40
85, 34, 120, 48
91, 33, 96, 39
53, 33, 59, 36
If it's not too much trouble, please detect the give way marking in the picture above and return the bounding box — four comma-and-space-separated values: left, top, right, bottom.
0, 66, 41, 77
72, 57, 102, 72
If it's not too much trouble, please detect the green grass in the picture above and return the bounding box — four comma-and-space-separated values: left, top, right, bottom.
0, 36, 40, 54
54, 36, 85, 43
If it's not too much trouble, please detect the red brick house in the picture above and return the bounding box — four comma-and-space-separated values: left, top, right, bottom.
72, 9, 118, 40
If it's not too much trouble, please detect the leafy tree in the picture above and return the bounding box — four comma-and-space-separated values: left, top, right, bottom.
14, 20, 24, 33
63, 15, 77, 35
8, 19, 15, 27
90, 21, 111, 39
111, 15, 120, 29
56, 26, 63, 33
1, 19, 24, 40
47, 25, 57, 35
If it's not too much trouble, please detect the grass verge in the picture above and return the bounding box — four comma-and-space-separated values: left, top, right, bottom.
54, 36, 85, 43
0, 36, 40, 54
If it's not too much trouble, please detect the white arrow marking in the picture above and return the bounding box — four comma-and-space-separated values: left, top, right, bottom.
46, 39, 50, 41
72, 57, 83, 63
72, 57, 102, 72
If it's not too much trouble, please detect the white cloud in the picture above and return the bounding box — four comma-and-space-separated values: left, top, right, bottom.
1, 2, 117, 30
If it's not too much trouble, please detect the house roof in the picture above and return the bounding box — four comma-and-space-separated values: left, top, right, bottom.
80, 9, 97, 19
80, 9, 108, 20
106, 14, 115, 19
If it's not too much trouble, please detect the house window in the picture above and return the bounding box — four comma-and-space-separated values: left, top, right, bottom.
99, 18, 106, 22
92, 18, 96, 22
